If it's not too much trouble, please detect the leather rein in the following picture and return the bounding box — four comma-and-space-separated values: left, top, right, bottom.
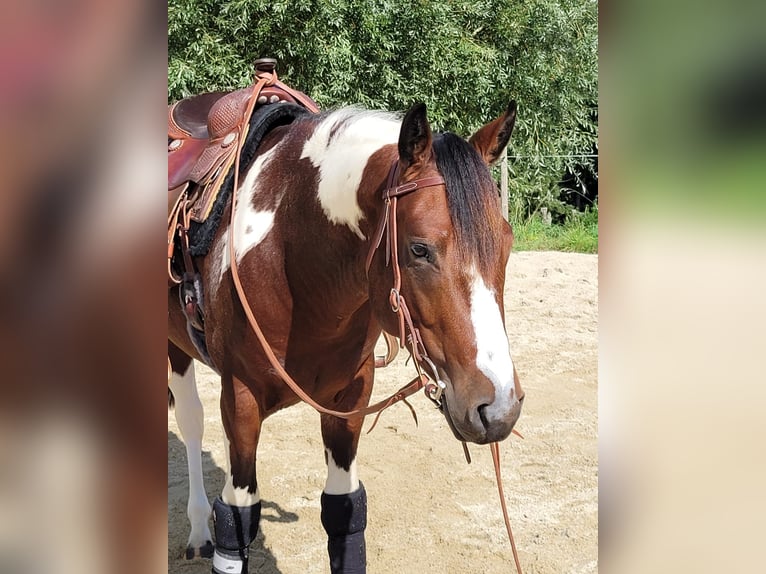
225, 78, 523, 573
226, 78, 442, 426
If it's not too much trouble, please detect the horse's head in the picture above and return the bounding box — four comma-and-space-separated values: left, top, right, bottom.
370, 102, 523, 444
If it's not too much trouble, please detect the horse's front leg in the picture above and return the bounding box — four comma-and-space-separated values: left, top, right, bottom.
212, 373, 263, 574
320, 357, 375, 574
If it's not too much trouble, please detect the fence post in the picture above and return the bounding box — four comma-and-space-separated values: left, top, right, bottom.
500, 150, 509, 222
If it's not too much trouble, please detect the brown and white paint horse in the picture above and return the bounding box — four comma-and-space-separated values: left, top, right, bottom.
169, 101, 523, 573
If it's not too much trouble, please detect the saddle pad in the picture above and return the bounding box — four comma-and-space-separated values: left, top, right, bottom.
188, 102, 310, 257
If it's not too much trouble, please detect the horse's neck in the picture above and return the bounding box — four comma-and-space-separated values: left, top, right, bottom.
282, 142, 398, 312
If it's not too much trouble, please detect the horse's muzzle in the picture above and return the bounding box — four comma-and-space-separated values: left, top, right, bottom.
441, 393, 524, 445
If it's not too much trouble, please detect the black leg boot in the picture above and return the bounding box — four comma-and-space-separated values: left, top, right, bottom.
320, 482, 367, 574
211, 497, 261, 574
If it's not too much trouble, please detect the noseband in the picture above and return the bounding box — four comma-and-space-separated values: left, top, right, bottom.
365, 160, 448, 406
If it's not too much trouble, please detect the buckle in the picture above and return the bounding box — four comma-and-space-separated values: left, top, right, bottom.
389, 288, 400, 312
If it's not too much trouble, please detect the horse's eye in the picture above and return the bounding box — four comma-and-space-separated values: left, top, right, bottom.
410, 243, 429, 259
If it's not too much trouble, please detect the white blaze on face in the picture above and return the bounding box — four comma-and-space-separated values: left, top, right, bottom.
324, 448, 359, 495
300, 110, 400, 239
470, 272, 516, 421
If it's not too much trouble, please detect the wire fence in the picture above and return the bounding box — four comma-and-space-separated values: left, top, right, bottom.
499, 152, 598, 221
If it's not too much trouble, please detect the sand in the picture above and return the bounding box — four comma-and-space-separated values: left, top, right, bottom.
168, 251, 598, 573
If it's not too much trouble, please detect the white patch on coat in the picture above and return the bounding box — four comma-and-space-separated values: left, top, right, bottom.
169, 361, 213, 549
219, 397, 260, 507
222, 480, 261, 508
300, 110, 400, 239
324, 449, 359, 495
210, 145, 280, 296
210, 227, 229, 294
470, 272, 516, 421
232, 145, 279, 263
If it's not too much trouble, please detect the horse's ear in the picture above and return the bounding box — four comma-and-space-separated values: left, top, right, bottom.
468, 100, 517, 166
398, 102, 433, 171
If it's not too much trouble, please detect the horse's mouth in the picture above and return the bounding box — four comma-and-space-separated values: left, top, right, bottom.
437, 397, 475, 443
437, 393, 523, 445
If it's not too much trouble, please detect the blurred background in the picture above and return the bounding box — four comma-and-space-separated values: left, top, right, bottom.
0, 0, 166, 573
0, 0, 764, 572
600, 0, 766, 572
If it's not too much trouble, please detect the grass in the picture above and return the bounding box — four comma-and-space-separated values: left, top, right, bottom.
510, 206, 598, 253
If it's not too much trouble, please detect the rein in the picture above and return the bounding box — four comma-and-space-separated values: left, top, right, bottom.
225, 87, 523, 572
492, 441, 523, 574
365, 161, 525, 574
226, 78, 431, 423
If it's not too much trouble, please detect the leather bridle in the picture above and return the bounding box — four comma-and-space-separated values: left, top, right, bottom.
224, 91, 523, 573
365, 159, 448, 409
225, 88, 447, 424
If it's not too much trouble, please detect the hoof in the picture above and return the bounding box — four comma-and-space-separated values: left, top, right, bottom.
184, 540, 214, 559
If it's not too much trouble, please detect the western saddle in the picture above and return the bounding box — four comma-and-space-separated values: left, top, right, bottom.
168, 58, 319, 285
168, 59, 319, 364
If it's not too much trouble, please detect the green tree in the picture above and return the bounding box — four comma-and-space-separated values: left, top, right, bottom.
168, 0, 597, 220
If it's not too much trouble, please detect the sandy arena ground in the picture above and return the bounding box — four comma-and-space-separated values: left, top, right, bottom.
168, 251, 598, 573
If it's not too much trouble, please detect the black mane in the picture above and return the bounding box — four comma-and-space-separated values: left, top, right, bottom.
432, 133, 501, 271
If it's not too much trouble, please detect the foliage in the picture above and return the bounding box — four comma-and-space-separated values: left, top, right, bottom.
511, 204, 598, 253
169, 0, 598, 219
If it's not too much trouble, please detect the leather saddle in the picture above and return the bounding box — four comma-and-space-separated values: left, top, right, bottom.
168, 58, 319, 224
168, 58, 319, 284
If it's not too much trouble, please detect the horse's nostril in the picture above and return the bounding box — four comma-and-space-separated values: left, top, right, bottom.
477, 404, 490, 431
